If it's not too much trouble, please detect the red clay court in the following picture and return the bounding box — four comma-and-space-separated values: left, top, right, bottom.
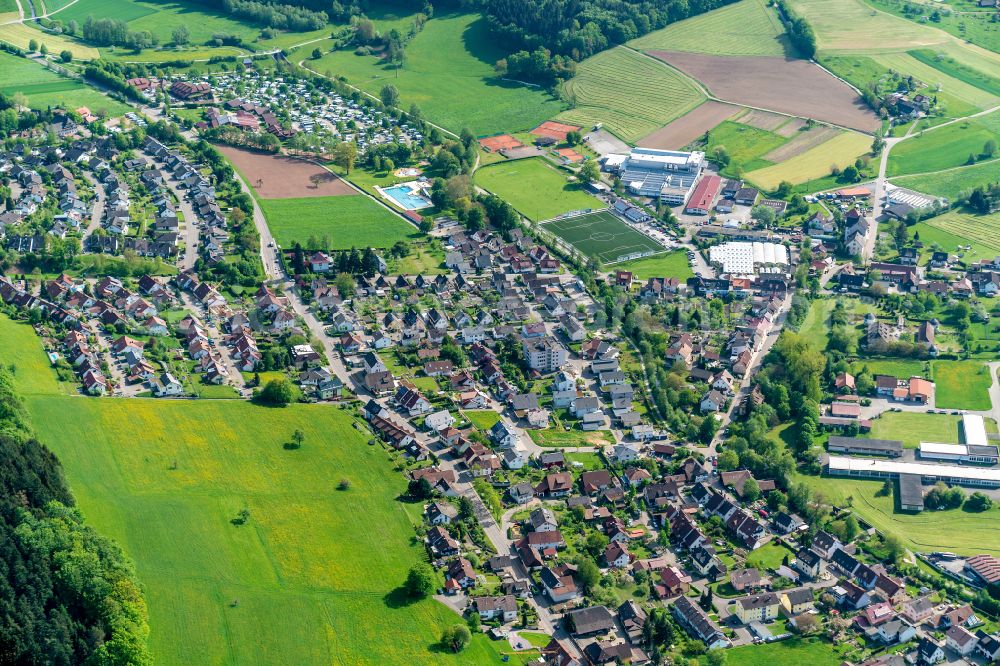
556, 147, 584, 163
478, 134, 524, 152
531, 121, 581, 142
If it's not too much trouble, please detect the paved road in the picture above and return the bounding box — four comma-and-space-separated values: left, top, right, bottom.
178, 291, 246, 390
81, 172, 105, 240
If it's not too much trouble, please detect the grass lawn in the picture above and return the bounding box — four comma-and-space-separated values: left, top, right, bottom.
193, 383, 241, 399
850, 358, 927, 379
614, 251, 694, 280
475, 158, 600, 222
555, 46, 706, 144
517, 631, 552, 649
527, 429, 615, 447
0, 50, 130, 115
911, 219, 1000, 259
564, 452, 606, 472
726, 638, 846, 666
798, 474, 1000, 556
464, 410, 501, 431
543, 209, 663, 264
932, 359, 993, 410
631, 0, 791, 56
887, 111, 1000, 177
311, 13, 564, 135
0, 315, 73, 396
18, 391, 510, 665
745, 132, 871, 189
257, 195, 416, 249
745, 542, 794, 571
867, 411, 998, 448
892, 160, 1000, 202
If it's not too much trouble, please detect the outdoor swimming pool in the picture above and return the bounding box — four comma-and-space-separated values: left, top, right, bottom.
379, 182, 432, 210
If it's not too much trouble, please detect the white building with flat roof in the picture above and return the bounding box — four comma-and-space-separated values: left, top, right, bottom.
708, 241, 789, 275
828, 455, 1000, 488
963, 414, 988, 447
919, 442, 1000, 464
619, 147, 704, 198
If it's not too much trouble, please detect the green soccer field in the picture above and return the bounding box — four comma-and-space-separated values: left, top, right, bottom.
543, 210, 665, 264
1, 319, 511, 665
258, 195, 417, 250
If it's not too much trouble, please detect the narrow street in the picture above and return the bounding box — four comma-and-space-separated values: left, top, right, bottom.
178, 292, 247, 390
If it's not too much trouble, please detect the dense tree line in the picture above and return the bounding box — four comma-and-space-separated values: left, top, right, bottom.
81, 16, 157, 49
0, 365, 150, 664
83, 63, 145, 102
481, 0, 738, 69
219, 0, 328, 31
966, 182, 999, 215
775, 0, 816, 58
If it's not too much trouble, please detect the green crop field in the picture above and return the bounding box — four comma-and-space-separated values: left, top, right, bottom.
932, 359, 993, 410
0, 0, 17, 14
543, 209, 665, 264
910, 220, 999, 259
745, 132, 870, 189
631, 0, 791, 56
0, 316, 74, 395
475, 158, 600, 222
615, 251, 694, 280
908, 49, 1000, 98
917, 210, 1000, 256
555, 46, 706, 144
0, 50, 130, 115
887, 110, 1000, 177
706, 121, 786, 174
892, 160, 1000, 201
258, 195, 416, 249
312, 13, 564, 135
0, 21, 101, 58
726, 638, 846, 666
799, 473, 1000, 557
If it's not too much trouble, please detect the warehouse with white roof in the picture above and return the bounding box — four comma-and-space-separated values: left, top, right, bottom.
828, 456, 1000, 488
708, 241, 789, 275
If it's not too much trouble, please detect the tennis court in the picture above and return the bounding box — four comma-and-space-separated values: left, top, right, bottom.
543, 209, 665, 264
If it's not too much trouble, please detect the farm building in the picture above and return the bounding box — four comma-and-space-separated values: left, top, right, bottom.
707, 241, 788, 274
827, 456, 1000, 489
918, 442, 1000, 465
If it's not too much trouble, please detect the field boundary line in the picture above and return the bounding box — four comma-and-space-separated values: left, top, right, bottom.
630, 45, 878, 136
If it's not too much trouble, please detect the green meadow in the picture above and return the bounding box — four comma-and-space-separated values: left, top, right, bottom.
630, 0, 791, 56
615, 251, 694, 280
475, 158, 600, 222
0, 50, 130, 115
312, 13, 564, 135
1, 318, 509, 665
887, 110, 1000, 177
892, 160, 1000, 201
258, 195, 416, 249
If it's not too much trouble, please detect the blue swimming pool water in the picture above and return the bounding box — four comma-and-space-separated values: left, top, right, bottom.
383, 184, 431, 210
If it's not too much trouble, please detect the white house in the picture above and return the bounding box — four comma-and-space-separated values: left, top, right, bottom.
425, 410, 455, 431
153, 372, 184, 397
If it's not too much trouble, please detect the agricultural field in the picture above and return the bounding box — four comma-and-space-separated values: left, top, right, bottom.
0, 315, 73, 396
630, 0, 791, 56
0, 21, 101, 58
21, 394, 510, 666
474, 158, 599, 222
867, 0, 1000, 57
705, 120, 787, 174
648, 51, 880, 133
555, 46, 706, 144
614, 251, 694, 280
913, 210, 1000, 256
909, 219, 1000, 260
218, 145, 355, 198
908, 47, 1000, 98
891, 160, 1000, 201
785, 0, 948, 52
311, 13, 564, 135
887, 113, 1000, 177
745, 132, 871, 189
258, 195, 416, 249
542, 209, 665, 264
932, 359, 993, 410
637, 100, 740, 150
799, 473, 1000, 557
875, 51, 999, 115
0, 50, 130, 115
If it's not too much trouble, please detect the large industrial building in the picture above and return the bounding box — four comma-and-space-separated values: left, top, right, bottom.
828, 456, 1000, 489
610, 147, 705, 202
707, 241, 789, 275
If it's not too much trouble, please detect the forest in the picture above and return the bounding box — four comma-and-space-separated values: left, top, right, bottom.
0, 363, 150, 665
